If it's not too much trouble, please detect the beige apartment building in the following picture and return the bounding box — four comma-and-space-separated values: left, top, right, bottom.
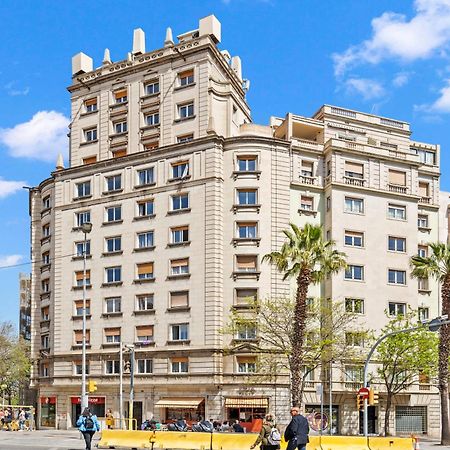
29, 15, 444, 436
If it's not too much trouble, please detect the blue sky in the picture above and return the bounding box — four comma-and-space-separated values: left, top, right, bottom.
0, 0, 449, 327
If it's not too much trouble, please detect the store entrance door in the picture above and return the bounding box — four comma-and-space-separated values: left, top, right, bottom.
125, 401, 143, 429
359, 406, 377, 434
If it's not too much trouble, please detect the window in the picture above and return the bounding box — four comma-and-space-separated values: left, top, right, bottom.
177, 134, 194, 144
136, 294, 154, 311
105, 327, 121, 343
41, 306, 50, 321
170, 259, 189, 276
114, 121, 127, 134
42, 252, 50, 265
236, 255, 257, 272
106, 206, 122, 222
419, 182, 429, 198
388, 204, 406, 220
41, 280, 50, 292
76, 211, 91, 227
237, 222, 257, 239
300, 196, 314, 211
418, 307, 430, 321
137, 167, 155, 186
42, 224, 50, 237
345, 366, 363, 383
114, 89, 127, 104
178, 102, 194, 119
237, 323, 257, 340
301, 160, 314, 177
326, 197, 331, 211
74, 329, 90, 345
84, 98, 97, 113
418, 278, 429, 291
418, 214, 429, 228
171, 226, 189, 244
137, 200, 154, 217
74, 362, 90, 375
326, 160, 331, 176
137, 262, 154, 280
388, 169, 406, 186
344, 197, 364, 214
137, 359, 153, 374
345, 298, 364, 314
171, 357, 188, 373
171, 193, 189, 211
75, 270, 90, 287
74, 300, 90, 316
145, 80, 160, 95
41, 335, 50, 349
344, 231, 364, 247
418, 245, 428, 258
170, 291, 189, 308
171, 324, 189, 341
344, 161, 364, 179
237, 156, 257, 172
105, 297, 121, 313
388, 269, 406, 285
237, 189, 257, 205
105, 360, 120, 374
84, 128, 97, 142
76, 181, 91, 198
416, 149, 435, 165
41, 363, 49, 377
43, 196, 51, 209
136, 325, 154, 343
137, 231, 154, 249
105, 236, 121, 253
388, 236, 406, 252
106, 174, 122, 192
75, 240, 91, 257
145, 112, 160, 126
345, 332, 365, 347
105, 266, 121, 283
389, 302, 406, 317
237, 357, 256, 373
235, 288, 257, 306
171, 161, 189, 179
178, 69, 194, 86
113, 149, 127, 158
345, 265, 364, 281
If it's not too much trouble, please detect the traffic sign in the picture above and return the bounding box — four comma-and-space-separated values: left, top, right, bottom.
358, 387, 370, 398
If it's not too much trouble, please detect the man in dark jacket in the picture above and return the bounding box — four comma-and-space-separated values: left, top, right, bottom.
284, 406, 309, 450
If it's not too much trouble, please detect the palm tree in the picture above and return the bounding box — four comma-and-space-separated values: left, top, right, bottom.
411, 242, 450, 445
262, 223, 346, 406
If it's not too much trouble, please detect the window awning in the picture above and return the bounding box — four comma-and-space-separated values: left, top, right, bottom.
155, 397, 205, 409
225, 397, 269, 408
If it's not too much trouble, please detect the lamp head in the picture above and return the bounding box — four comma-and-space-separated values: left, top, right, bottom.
81, 222, 93, 234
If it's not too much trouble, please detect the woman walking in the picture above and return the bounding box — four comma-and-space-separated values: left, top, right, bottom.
76, 407, 100, 450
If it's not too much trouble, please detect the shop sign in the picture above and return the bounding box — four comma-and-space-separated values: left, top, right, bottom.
71, 396, 105, 405
40, 396, 56, 405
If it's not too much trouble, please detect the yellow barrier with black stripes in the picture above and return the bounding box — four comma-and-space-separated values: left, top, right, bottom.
97, 430, 415, 449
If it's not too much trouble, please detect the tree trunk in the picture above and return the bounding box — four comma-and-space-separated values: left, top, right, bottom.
384, 393, 392, 436
440, 277, 450, 445
290, 270, 310, 406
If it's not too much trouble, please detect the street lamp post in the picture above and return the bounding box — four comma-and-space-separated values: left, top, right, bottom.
362, 316, 449, 436
81, 222, 92, 411
123, 344, 135, 430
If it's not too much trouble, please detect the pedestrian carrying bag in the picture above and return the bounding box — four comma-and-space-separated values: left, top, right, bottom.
84, 415, 95, 430
268, 426, 282, 445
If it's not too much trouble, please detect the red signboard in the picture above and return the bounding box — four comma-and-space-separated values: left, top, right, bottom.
40, 396, 56, 405
358, 387, 370, 399
71, 396, 105, 405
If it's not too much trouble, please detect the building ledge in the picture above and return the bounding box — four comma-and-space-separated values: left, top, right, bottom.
232, 238, 261, 247
133, 309, 156, 315
166, 307, 191, 313
101, 312, 123, 318
134, 182, 156, 190
72, 315, 91, 320
133, 214, 156, 221
232, 271, 261, 281
102, 251, 124, 257
102, 220, 124, 226
167, 208, 191, 216
167, 176, 192, 183
133, 246, 156, 252
102, 343, 121, 349
101, 282, 123, 288
167, 274, 191, 280
232, 170, 261, 180
233, 204, 261, 214
102, 189, 124, 196
72, 285, 92, 291
133, 278, 155, 284
166, 340, 191, 345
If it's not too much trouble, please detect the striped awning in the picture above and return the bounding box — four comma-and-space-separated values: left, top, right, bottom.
155, 397, 205, 409
225, 397, 269, 408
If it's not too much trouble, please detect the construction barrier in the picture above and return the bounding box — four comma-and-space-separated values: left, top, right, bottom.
97, 430, 415, 450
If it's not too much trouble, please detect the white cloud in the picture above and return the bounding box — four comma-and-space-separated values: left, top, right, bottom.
417, 78, 450, 112
0, 178, 26, 199
0, 111, 69, 162
345, 78, 386, 100
4, 81, 30, 96
0, 254, 23, 268
392, 71, 412, 87
333, 0, 450, 76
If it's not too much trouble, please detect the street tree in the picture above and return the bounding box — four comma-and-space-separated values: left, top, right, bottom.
262, 223, 347, 406
411, 243, 450, 444
224, 296, 366, 406
375, 310, 438, 436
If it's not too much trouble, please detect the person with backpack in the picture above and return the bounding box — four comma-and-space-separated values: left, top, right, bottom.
76, 407, 100, 450
250, 414, 281, 450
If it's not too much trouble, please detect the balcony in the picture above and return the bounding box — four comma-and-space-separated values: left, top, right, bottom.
292, 138, 321, 151
388, 184, 408, 194
419, 196, 431, 204
344, 176, 365, 187
298, 175, 317, 185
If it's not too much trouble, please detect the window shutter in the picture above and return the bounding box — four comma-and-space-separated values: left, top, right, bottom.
171, 258, 188, 268
179, 70, 194, 78
83, 156, 97, 165
172, 357, 188, 363
113, 149, 127, 158
301, 196, 313, 207
236, 255, 257, 270
388, 170, 406, 185
419, 182, 429, 196
345, 161, 363, 174
237, 357, 256, 364
114, 89, 127, 99
137, 262, 153, 275
85, 98, 97, 106
170, 291, 188, 307
136, 325, 153, 337
42, 307, 49, 316
74, 330, 83, 342
105, 328, 120, 337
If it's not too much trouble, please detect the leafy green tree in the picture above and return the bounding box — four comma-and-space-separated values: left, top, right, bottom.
411, 243, 450, 444
375, 310, 438, 436
262, 223, 347, 406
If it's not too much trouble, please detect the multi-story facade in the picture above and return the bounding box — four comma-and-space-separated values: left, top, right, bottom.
19, 272, 31, 341
29, 16, 443, 436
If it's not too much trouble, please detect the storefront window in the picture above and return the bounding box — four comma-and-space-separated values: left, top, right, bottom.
71, 397, 105, 427
165, 405, 205, 423
40, 397, 56, 427
305, 405, 339, 435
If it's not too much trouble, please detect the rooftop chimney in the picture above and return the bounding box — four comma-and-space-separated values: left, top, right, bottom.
132, 28, 146, 55
164, 27, 174, 47
199, 15, 221, 43
72, 52, 93, 76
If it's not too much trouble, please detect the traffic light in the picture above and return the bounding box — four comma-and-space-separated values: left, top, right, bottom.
124, 361, 131, 372
368, 387, 379, 405
356, 394, 364, 411
88, 380, 97, 393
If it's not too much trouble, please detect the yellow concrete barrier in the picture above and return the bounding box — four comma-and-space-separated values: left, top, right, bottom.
98, 429, 155, 448
368, 436, 414, 449
151, 431, 212, 449
211, 432, 257, 450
